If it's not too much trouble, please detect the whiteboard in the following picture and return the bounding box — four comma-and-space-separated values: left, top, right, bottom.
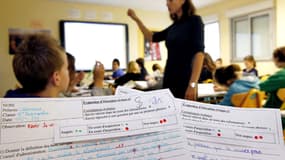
60, 21, 128, 71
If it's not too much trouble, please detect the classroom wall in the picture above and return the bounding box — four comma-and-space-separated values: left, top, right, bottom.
0, 0, 171, 96
198, 0, 279, 76
276, 0, 285, 47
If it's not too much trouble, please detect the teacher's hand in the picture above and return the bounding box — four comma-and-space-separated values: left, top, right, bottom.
127, 9, 138, 21
185, 85, 197, 101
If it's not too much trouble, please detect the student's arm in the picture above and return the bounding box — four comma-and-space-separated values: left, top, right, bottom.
127, 9, 153, 41
185, 52, 204, 100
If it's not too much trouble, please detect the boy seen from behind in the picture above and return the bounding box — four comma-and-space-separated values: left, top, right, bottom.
5, 34, 69, 98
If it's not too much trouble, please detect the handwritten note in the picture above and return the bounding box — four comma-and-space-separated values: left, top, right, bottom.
0, 129, 188, 160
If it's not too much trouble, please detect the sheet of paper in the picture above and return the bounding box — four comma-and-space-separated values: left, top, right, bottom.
0, 97, 188, 160
116, 87, 285, 159
54, 89, 181, 143
177, 99, 285, 160
0, 129, 188, 160
115, 86, 142, 95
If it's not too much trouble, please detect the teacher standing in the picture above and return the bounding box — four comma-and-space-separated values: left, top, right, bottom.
127, 0, 205, 100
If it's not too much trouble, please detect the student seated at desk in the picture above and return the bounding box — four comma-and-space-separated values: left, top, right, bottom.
243, 55, 258, 77
260, 47, 285, 108
89, 61, 113, 96
146, 63, 163, 90
136, 57, 149, 80
214, 64, 259, 106
114, 61, 144, 87
64, 53, 85, 96
198, 53, 215, 83
111, 58, 124, 79
259, 47, 285, 130
215, 58, 223, 68
5, 34, 69, 98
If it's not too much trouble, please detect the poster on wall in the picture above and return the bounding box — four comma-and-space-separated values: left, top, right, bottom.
144, 32, 161, 61
8, 28, 51, 54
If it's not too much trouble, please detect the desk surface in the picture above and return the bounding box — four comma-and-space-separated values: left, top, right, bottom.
105, 80, 149, 90
198, 83, 226, 98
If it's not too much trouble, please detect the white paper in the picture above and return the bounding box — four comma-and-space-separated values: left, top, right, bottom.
116, 87, 285, 159
0, 130, 188, 160
0, 97, 188, 160
177, 99, 285, 160
197, 83, 226, 98
52, 89, 181, 143
115, 86, 142, 95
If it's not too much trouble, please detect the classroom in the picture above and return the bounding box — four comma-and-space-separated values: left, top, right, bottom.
0, 0, 284, 96
0, 0, 285, 159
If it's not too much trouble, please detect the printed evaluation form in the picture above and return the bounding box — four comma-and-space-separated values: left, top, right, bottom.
116, 87, 285, 160
0, 90, 187, 160
0, 87, 284, 159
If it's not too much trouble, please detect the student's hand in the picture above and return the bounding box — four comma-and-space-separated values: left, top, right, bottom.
93, 61, 105, 80
127, 9, 138, 21
185, 85, 197, 101
77, 71, 85, 82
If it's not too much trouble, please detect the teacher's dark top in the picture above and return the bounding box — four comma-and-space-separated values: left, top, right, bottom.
153, 15, 204, 98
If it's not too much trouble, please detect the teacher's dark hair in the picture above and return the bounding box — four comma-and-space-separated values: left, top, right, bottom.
170, 0, 196, 21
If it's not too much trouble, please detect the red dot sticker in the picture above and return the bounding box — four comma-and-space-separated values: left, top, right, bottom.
217, 133, 221, 137
160, 120, 163, 124
254, 136, 258, 139
125, 127, 129, 131
259, 136, 263, 139
163, 119, 167, 123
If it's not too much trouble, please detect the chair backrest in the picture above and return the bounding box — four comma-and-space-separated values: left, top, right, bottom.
202, 79, 213, 83
231, 89, 265, 108
259, 74, 270, 82
277, 88, 285, 110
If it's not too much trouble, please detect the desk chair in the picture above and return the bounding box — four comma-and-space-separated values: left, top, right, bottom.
259, 74, 270, 82
202, 79, 213, 83
231, 89, 265, 108
277, 88, 285, 110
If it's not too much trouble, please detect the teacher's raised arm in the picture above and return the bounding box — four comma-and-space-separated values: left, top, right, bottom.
127, 0, 204, 100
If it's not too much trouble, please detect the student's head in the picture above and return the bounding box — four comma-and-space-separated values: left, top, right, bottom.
66, 53, 76, 82
203, 53, 216, 73
152, 63, 163, 72
243, 55, 256, 69
13, 34, 69, 97
112, 58, 120, 71
167, 0, 196, 21
273, 46, 285, 68
127, 61, 140, 74
136, 57, 145, 68
215, 58, 223, 68
214, 64, 241, 87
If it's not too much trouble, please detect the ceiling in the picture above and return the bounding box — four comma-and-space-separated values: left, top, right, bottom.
58, 0, 225, 11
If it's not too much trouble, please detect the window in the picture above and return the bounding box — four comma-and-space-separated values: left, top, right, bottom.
231, 10, 273, 61
204, 22, 220, 61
